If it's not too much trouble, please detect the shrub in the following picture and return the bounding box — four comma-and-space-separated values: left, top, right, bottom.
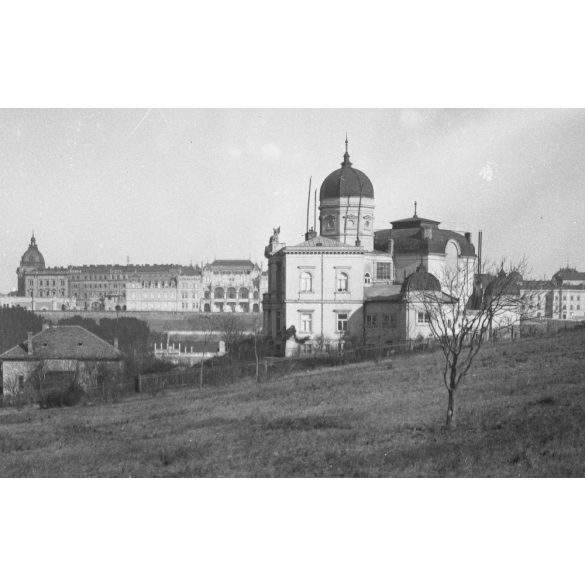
38, 382, 85, 409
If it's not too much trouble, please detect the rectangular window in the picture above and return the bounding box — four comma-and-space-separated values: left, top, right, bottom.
376, 262, 391, 280
300, 312, 312, 333
383, 314, 390, 328
366, 314, 378, 327
417, 311, 431, 324
276, 311, 281, 332
337, 313, 348, 332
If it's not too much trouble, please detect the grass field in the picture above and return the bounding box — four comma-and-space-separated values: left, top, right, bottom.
1, 329, 585, 477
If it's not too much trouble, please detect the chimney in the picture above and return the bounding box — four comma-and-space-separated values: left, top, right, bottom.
113, 337, 119, 350
304, 228, 317, 241
27, 331, 33, 355
465, 232, 472, 243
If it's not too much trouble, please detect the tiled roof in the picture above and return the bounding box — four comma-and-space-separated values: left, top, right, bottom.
374, 224, 476, 257
0, 326, 123, 361
208, 260, 255, 268
364, 284, 402, 301
552, 268, 585, 283
520, 280, 554, 290
180, 265, 201, 276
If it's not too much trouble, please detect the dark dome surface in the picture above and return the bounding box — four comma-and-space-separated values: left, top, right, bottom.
401, 263, 441, 294
20, 235, 45, 268
320, 144, 374, 201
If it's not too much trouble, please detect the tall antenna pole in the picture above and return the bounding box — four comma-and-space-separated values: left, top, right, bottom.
477, 230, 483, 274
313, 188, 317, 232
306, 176, 312, 234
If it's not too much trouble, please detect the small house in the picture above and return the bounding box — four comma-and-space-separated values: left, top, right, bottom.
0, 325, 123, 395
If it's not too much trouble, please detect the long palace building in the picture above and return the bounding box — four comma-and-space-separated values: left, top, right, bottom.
12, 235, 267, 313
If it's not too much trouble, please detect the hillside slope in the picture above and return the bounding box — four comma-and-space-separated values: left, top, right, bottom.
1, 329, 585, 477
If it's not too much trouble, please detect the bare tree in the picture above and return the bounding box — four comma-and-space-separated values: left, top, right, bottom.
198, 313, 218, 390
418, 259, 531, 428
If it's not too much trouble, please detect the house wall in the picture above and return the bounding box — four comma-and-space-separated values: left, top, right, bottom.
363, 300, 437, 345
281, 251, 365, 356
1, 359, 123, 395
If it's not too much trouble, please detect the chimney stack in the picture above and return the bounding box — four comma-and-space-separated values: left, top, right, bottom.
27, 332, 34, 355
465, 232, 472, 243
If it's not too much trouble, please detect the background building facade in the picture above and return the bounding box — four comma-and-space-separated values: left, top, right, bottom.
15, 236, 267, 313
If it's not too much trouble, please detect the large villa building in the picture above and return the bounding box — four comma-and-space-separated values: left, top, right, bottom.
263, 140, 477, 356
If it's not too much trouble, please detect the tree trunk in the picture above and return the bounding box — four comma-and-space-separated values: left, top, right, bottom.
446, 387, 456, 428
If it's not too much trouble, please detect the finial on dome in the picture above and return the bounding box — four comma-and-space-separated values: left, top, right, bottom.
342, 133, 352, 167
413, 201, 418, 218
31, 231, 36, 246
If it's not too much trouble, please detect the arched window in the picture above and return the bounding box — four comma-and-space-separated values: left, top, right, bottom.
445, 240, 460, 275
253, 303, 260, 313
324, 215, 336, 232
364, 272, 371, 284
214, 287, 225, 299
300, 272, 312, 292
239, 287, 249, 299
336, 272, 348, 292
253, 290, 259, 300
227, 287, 237, 299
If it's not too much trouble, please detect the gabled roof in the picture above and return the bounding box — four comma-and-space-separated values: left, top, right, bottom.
0, 326, 123, 361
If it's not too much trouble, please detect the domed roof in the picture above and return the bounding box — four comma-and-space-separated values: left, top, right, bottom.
401, 263, 441, 294
20, 234, 45, 268
320, 139, 374, 201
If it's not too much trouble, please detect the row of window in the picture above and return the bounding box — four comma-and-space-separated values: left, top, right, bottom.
365, 312, 430, 328
202, 303, 260, 313
29, 279, 65, 287
299, 312, 348, 334
204, 288, 259, 299
29, 289, 66, 298
556, 294, 582, 301
71, 282, 126, 289
557, 304, 581, 311
298, 263, 393, 293
322, 214, 373, 232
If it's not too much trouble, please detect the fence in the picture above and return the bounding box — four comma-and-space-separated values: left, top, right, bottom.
1, 321, 572, 410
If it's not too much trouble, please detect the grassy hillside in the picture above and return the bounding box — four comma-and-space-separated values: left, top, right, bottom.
1, 329, 585, 477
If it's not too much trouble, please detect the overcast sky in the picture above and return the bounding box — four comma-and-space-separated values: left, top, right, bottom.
1, 108, 584, 292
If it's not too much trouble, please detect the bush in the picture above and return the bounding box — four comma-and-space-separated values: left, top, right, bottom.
38, 382, 85, 409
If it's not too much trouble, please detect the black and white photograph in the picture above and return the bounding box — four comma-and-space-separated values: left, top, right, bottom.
1, 2, 583, 584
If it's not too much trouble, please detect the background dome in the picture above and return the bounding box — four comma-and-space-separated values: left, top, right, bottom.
20, 235, 45, 268
320, 143, 374, 201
